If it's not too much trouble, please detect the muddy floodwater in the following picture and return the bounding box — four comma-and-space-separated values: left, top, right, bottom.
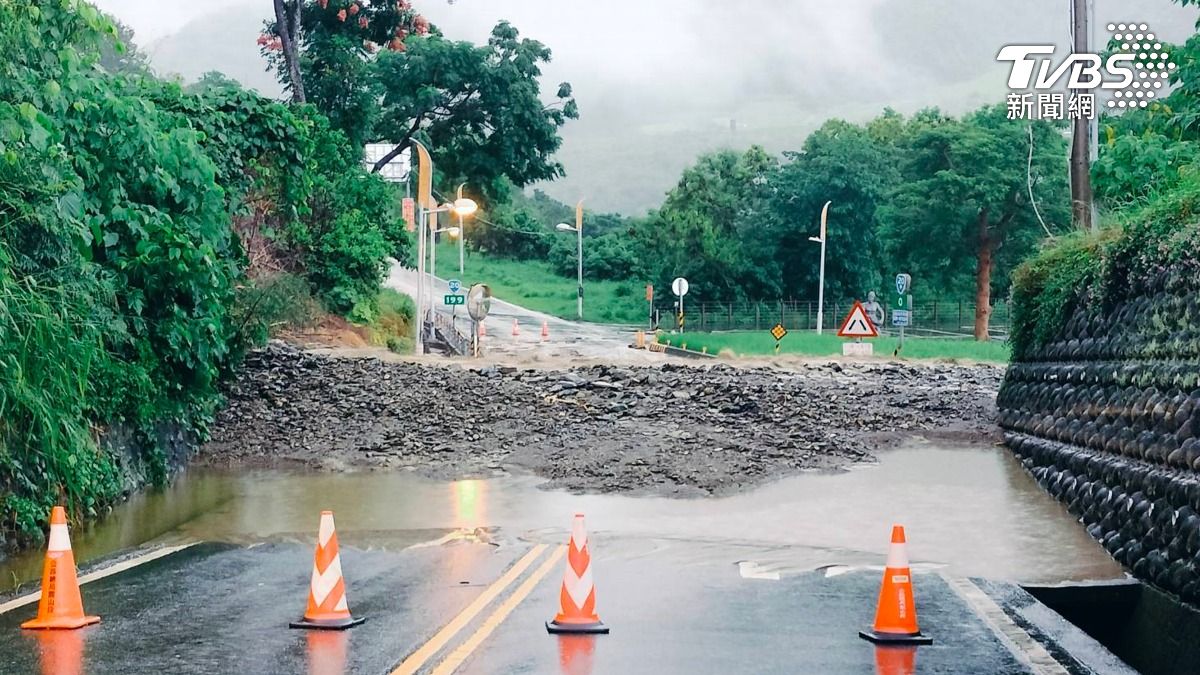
0, 443, 1123, 594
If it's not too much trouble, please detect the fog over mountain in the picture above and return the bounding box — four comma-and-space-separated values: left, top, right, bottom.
94, 0, 1199, 214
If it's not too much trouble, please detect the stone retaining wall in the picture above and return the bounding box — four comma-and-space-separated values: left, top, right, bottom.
998, 285, 1200, 604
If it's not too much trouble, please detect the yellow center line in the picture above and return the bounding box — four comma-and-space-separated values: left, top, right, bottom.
391, 544, 550, 675
430, 544, 567, 675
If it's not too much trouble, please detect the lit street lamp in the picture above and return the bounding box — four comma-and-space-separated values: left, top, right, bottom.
808, 201, 831, 335
555, 200, 584, 320
456, 183, 468, 278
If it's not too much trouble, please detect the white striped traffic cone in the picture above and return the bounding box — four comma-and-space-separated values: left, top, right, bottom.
546, 514, 608, 634
290, 511, 365, 630
21, 506, 99, 630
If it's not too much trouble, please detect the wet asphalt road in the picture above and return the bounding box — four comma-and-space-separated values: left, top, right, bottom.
0, 536, 1131, 674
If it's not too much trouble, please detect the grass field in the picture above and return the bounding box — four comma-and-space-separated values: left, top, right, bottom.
434, 242, 652, 324
657, 330, 1010, 362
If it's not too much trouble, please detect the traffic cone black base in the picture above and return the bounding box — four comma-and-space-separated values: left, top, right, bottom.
858, 629, 932, 645
546, 620, 609, 635
290, 616, 366, 631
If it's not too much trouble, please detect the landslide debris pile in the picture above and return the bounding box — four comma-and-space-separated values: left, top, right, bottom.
1000, 226, 1200, 604
202, 344, 1001, 496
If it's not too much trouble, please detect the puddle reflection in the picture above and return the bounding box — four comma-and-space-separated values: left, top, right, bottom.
872, 645, 917, 675
556, 634, 596, 675
33, 629, 86, 675
304, 630, 349, 675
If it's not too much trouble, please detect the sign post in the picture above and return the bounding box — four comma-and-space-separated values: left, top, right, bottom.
672, 277, 689, 333
837, 300, 879, 356
770, 323, 788, 356
646, 284, 654, 330
893, 273, 913, 355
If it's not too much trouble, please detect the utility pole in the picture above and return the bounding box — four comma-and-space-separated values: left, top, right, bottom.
1070, 0, 1094, 232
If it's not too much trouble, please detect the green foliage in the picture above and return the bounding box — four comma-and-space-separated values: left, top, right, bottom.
1093, 132, 1200, 206
766, 119, 900, 301
879, 106, 1070, 301
1009, 172, 1200, 360
232, 272, 321, 345
373, 21, 579, 205
264, 0, 430, 148
0, 1, 412, 543
636, 146, 779, 301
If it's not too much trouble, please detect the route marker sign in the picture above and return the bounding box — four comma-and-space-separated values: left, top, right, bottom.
770, 323, 788, 341
837, 301, 879, 338
895, 273, 912, 296
444, 294, 465, 306
448, 279, 462, 294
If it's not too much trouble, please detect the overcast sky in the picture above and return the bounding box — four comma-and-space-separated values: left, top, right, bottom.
89, 0, 1200, 214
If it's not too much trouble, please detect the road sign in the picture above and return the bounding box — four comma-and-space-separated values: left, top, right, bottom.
448, 279, 462, 294
837, 301, 879, 338
892, 309, 911, 327
444, 294, 465, 306
770, 323, 788, 341
895, 273, 911, 296
646, 284, 654, 301
672, 277, 689, 297
893, 294, 912, 310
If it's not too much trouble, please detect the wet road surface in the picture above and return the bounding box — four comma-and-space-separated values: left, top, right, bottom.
0, 445, 1133, 673
384, 266, 644, 361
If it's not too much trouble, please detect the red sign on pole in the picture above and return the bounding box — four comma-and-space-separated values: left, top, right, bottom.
402, 197, 416, 232
646, 284, 654, 302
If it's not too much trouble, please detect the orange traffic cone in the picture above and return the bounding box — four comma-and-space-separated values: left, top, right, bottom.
547, 514, 608, 634
21, 507, 99, 630
290, 511, 365, 630
512, 319, 521, 337
859, 525, 932, 645
541, 320, 550, 342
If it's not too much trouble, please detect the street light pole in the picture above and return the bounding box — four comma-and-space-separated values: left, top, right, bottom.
575, 200, 583, 321
457, 183, 467, 278
556, 200, 585, 321
416, 206, 427, 352
575, 219, 583, 321
809, 201, 831, 334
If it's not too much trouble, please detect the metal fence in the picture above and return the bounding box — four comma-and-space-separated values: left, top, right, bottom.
653, 299, 1010, 338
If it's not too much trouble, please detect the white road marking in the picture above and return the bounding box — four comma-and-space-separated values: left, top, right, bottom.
0, 543, 198, 616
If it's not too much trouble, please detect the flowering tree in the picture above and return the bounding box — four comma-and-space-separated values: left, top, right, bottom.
263, 1, 430, 145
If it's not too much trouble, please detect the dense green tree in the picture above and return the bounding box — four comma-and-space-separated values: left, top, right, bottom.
263, 0, 430, 145
765, 119, 900, 305
879, 106, 1070, 339
371, 22, 578, 204
636, 147, 778, 301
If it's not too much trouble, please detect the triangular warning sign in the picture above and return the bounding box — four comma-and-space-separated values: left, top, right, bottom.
837, 300, 879, 338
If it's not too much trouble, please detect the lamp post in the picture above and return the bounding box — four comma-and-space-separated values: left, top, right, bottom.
456, 183, 467, 278
418, 198, 476, 351
808, 201, 831, 334
555, 200, 584, 321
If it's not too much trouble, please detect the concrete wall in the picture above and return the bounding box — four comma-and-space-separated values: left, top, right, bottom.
998, 285, 1200, 605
